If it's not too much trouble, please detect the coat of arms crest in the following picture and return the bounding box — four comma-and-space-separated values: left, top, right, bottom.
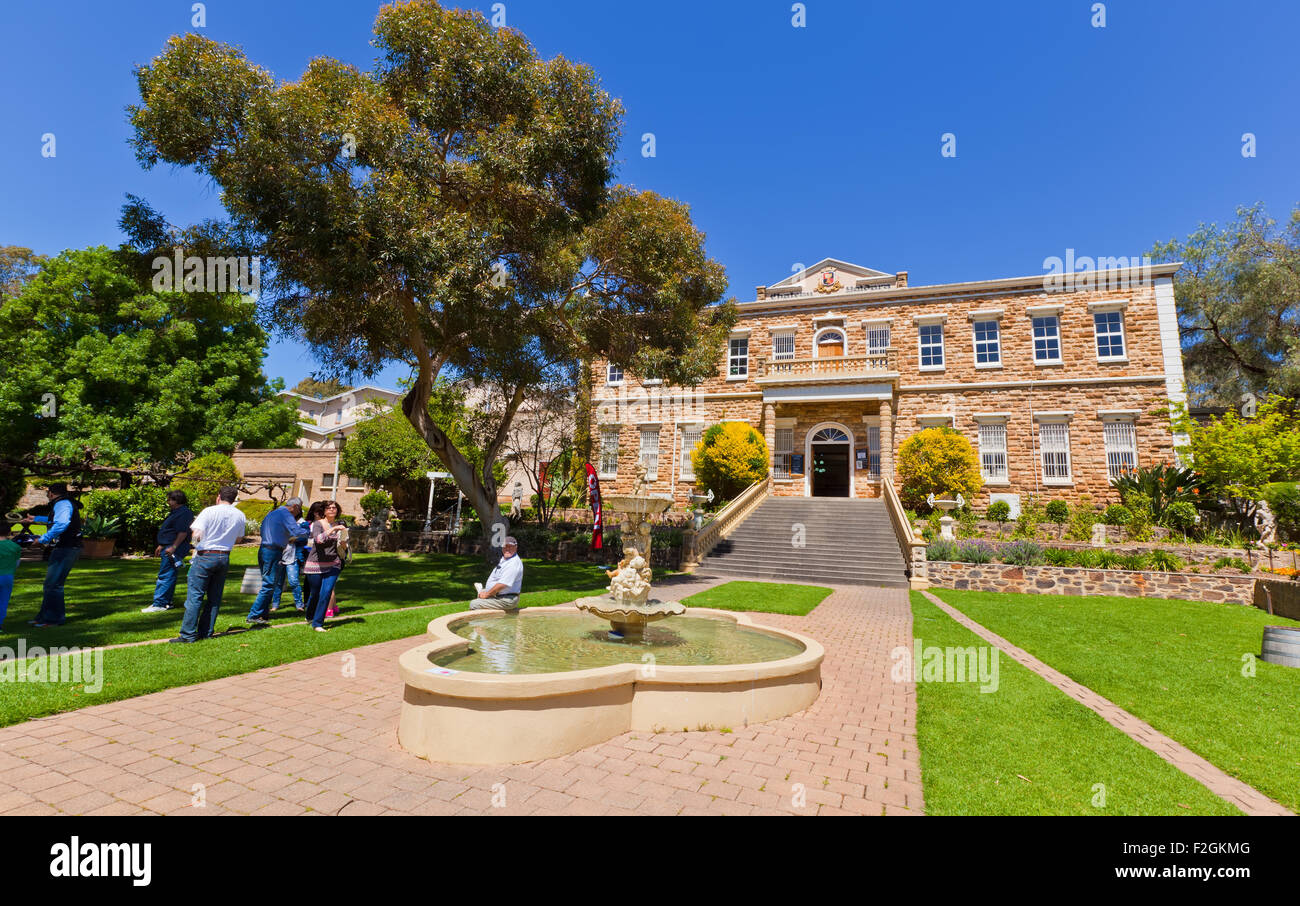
815, 267, 842, 294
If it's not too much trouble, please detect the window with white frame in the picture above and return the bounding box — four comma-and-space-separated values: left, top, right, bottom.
606, 363, 623, 384
728, 337, 749, 377
680, 425, 703, 480
1104, 420, 1137, 480
1094, 310, 1126, 360
639, 427, 661, 480
867, 426, 881, 480
978, 422, 1008, 481
919, 323, 944, 369
1032, 315, 1062, 363
1038, 421, 1072, 482
771, 331, 795, 361
973, 320, 1001, 366
866, 323, 891, 354
599, 426, 620, 478
773, 428, 793, 479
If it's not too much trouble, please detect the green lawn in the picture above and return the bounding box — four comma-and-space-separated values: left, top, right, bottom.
1, 548, 616, 650
0, 552, 825, 728
929, 588, 1300, 813
910, 592, 1239, 815
681, 580, 832, 615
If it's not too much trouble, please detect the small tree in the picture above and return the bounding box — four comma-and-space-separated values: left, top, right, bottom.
987, 499, 1011, 537
897, 427, 982, 512
504, 383, 579, 529
692, 422, 769, 503
1045, 499, 1070, 539
171, 453, 241, 509
359, 489, 394, 527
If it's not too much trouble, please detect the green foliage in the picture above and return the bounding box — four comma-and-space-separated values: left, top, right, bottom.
1094, 550, 1122, 569
1173, 396, 1300, 504
0, 469, 26, 516
1011, 496, 1044, 541
1161, 501, 1199, 535
955, 541, 995, 564
1212, 556, 1253, 574
172, 453, 241, 509
126, 11, 736, 542
1102, 504, 1132, 527
82, 514, 122, 541
926, 538, 959, 562
1151, 203, 1300, 405
692, 422, 769, 500
897, 427, 983, 511
82, 485, 170, 550
1119, 553, 1153, 571
359, 489, 393, 525
1044, 500, 1069, 526
0, 247, 299, 472
291, 377, 351, 398
1111, 463, 1209, 523
956, 506, 979, 539
1264, 482, 1300, 542
1044, 548, 1076, 567
1066, 496, 1099, 542
987, 500, 1011, 525
235, 499, 274, 523
1125, 493, 1155, 542
1147, 549, 1185, 572
999, 540, 1044, 566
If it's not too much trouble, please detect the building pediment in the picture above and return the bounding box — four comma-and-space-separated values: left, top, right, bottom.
760, 258, 900, 300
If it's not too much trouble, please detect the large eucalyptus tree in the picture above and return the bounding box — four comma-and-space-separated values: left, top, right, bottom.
128, 1, 734, 551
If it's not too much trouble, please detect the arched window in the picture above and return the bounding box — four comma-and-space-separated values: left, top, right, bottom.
811, 427, 850, 443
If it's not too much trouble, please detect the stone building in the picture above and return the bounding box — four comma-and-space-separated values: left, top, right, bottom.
590, 257, 1188, 513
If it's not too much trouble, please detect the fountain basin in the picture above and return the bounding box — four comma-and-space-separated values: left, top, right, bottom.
397, 606, 823, 764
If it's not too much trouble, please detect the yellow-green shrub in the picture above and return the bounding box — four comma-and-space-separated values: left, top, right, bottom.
691, 421, 769, 502
897, 427, 982, 512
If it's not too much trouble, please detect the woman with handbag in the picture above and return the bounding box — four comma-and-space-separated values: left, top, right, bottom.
302, 500, 346, 632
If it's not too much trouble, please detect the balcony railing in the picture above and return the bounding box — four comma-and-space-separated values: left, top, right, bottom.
756, 348, 898, 382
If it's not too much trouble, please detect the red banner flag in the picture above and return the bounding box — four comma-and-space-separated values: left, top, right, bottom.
585, 462, 603, 550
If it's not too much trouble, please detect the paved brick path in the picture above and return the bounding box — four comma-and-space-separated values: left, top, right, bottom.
922, 590, 1293, 816
0, 581, 922, 816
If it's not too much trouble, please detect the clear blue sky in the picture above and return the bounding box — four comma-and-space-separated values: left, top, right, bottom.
3, 0, 1297, 390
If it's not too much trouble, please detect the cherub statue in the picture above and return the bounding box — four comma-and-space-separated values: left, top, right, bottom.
606, 548, 652, 606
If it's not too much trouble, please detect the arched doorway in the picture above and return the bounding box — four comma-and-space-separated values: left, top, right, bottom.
806, 423, 853, 497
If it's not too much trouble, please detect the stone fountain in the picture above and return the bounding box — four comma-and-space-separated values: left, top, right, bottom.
573, 466, 685, 640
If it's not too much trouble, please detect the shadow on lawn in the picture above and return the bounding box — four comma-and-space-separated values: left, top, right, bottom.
1, 552, 613, 651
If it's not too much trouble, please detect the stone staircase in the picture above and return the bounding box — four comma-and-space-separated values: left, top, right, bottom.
700, 497, 910, 588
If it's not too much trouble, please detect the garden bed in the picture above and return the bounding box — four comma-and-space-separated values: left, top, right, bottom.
929, 560, 1257, 604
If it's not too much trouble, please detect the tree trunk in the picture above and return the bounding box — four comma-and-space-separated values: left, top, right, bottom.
402, 384, 509, 562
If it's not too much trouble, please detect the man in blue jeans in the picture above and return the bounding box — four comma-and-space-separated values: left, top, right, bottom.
142, 490, 195, 614
245, 497, 308, 626
30, 484, 83, 628
171, 486, 246, 644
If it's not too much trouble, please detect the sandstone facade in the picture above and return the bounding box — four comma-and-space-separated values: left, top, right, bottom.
590, 257, 1187, 510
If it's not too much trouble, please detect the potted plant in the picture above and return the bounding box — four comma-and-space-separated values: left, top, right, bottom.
81, 515, 122, 558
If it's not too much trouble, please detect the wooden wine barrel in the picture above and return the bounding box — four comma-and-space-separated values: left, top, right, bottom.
1261, 626, 1300, 668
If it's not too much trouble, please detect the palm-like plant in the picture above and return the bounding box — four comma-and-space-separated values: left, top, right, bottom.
1111, 463, 1212, 521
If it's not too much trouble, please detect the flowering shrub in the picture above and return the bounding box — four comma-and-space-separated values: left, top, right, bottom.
999, 540, 1044, 566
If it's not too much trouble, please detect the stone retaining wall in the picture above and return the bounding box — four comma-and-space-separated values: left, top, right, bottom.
1253, 578, 1300, 622
929, 561, 1257, 605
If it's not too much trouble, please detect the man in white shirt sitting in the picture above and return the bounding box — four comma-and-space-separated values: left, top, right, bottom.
472, 536, 523, 611
171, 485, 247, 643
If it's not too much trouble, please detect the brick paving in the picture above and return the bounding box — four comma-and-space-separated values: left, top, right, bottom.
922, 589, 1294, 817
0, 579, 923, 816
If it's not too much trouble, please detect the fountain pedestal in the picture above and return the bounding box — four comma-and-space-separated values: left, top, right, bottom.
575, 467, 684, 640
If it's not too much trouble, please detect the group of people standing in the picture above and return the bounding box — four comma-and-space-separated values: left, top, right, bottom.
159, 489, 351, 642
0, 482, 350, 640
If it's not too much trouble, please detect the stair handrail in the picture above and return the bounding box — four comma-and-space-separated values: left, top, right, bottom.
682, 475, 772, 570
881, 477, 929, 586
